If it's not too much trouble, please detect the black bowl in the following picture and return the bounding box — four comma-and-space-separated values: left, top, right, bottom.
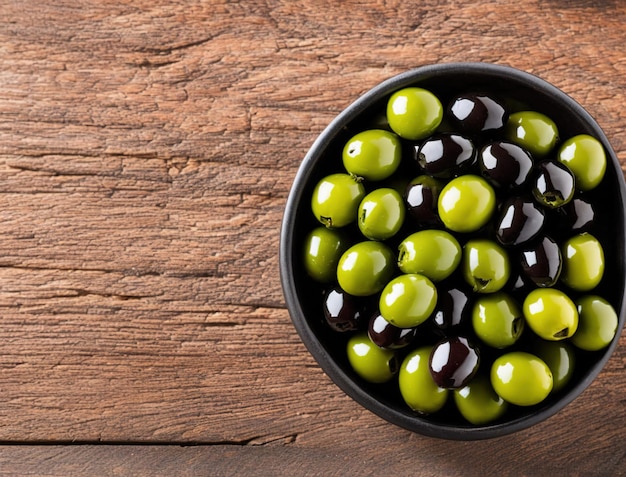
280, 63, 626, 440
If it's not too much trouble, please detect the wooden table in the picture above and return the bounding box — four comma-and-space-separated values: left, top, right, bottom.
0, 1, 624, 475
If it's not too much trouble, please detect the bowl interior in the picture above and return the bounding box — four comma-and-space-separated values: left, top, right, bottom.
280, 63, 626, 439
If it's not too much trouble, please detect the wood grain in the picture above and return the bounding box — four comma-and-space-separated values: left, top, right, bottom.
0, 0, 624, 474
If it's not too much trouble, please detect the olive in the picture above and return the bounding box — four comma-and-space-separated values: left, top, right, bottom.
523, 288, 579, 341
495, 196, 545, 247
447, 93, 507, 135
550, 197, 596, 236
533, 160, 576, 209
415, 133, 476, 178
505, 110, 559, 158
479, 141, 534, 189
347, 332, 398, 384
462, 239, 510, 294
438, 175, 496, 233
561, 233, 605, 291
404, 175, 444, 226
557, 134, 606, 191
303, 227, 349, 283
387, 87, 443, 140
454, 374, 508, 425
532, 340, 576, 392
571, 295, 618, 351
472, 292, 524, 349
358, 188, 405, 241
429, 336, 480, 389
311, 173, 365, 228
520, 236, 562, 287
337, 241, 395, 296
399, 346, 449, 414
491, 351, 553, 406
379, 274, 438, 328
342, 129, 402, 181
323, 287, 367, 332
368, 312, 418, 350
397, 230, 461, 282
432, 285, 472, 331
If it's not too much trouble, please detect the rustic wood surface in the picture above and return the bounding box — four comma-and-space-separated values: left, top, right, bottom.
0, 0, 624, 475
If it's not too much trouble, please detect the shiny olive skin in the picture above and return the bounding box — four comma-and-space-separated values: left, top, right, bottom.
415, 133, 476, 178
505, 111, 559, 158
404, 175, 444, 226
495, 196, 545, 247
399, 346, 449, 414
520, 236, 562, 287
557, 134, 606, 191
379, 274, 438, 328
397, 229, 461, 282
438, 175, 496, 233
479, 141, 534, 189
337, 241, 395, 296
432, 285, 472, 331
472, 293, 524, 349
454, 374, 508, 425
491, 352, 553, 406
462, 239, 510, 293
358, 188, 405, 241
549, 197, 596, 236
311, 173, 365, 228
303, 227, 349, 283
561, 233, 605, 291
533, 160, 576, 209
323, 287, 368, 332
448, 93, 507, 135
342, 129, 402, 181
523, 288, 579, 341
347, 332, 398, 384
368, 312, 418, 350
387, 87, 443, 140
429, 336, 480, 389
571, 295, 619, 351
533, 340, 576, 392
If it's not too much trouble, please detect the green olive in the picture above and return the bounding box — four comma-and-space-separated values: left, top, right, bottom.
472, 293, 524, 348
505, 111, 559, 157
311, 173, 365, 228
561, 233, 605, 291
399, 346, 449, 414
454, 374, 508, 425
397, 230, 461, 282
523, 288, 578, 340
337, 241, 395, 296
491, 351, 553, 406
438, 175, 496, 233
347, 332, 398, 384
462, 239, 510, 293
386, 87, 443, 140
571, 295, 619, 351
358, 188, 405, 241
342, 129, 402, 181
379, 274, 437, 328
303, 227, 349, 283
557, 134, 606, 191
533, 340, 576, 392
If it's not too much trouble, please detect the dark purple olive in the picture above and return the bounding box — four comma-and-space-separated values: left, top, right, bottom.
533, 160, 575, 208
323, 287, 367, 332
447, 93, 508, 135
368, 312, 418, 350
495, 196, 546, 247
479, 141, 534, 189
520, 236, 562, 287
551, 197, 596, 234
432, 286, 472, 331
429, 336, 480, 389
404, 175, 444, 226
415, 133, 476, 178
